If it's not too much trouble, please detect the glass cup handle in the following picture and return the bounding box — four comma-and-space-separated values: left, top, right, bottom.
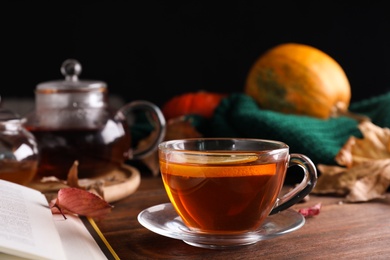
270, 153, 318, 215
116, 100, 166, 159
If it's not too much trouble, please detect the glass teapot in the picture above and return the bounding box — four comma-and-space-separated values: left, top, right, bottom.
0, 104, 38, 185
23, 59, 166, 180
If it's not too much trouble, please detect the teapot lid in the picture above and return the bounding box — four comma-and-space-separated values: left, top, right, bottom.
36, 59, 107, 93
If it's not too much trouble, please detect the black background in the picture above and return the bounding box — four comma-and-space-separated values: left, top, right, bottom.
1, 2, 390, 107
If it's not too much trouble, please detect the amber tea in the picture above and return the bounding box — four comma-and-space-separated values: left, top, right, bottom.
161, 159, 286, 233
0, 160, 38, 185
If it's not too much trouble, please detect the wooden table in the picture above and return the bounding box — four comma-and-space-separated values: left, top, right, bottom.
97, 175, 390, 259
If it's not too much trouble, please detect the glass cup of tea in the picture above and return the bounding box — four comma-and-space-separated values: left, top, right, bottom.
158, 138, 317, 247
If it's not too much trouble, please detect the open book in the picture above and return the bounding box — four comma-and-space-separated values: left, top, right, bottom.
0, 179, 118, 260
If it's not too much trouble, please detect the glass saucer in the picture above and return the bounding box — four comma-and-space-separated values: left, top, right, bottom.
137, 203, 305, 249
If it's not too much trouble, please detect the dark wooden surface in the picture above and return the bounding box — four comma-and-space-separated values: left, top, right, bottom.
96, 176, 390, 260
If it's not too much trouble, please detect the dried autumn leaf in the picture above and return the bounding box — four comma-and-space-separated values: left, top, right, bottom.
50, 187, 113, 220
313, 164, 358, 196
313, 122, 390, 202
336, 121, 390, 167
346, 159, 390, 202
64, 160, 105, 199
32, 160, 86, 192
66, 160, 84, 189
314, 159, 390, 202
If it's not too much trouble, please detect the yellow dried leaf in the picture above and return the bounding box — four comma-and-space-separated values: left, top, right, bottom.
336, 121, 390, 167
314, 159, 390, 202
312, 164, 353, 196
346, 159, 390, 202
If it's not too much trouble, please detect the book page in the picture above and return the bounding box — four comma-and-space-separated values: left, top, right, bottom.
0, 180, 67, 260
53, 214, 108, 260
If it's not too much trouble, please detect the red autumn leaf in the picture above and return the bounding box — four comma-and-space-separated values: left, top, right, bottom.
298, 203, 322, 218
50, 187, 113, 220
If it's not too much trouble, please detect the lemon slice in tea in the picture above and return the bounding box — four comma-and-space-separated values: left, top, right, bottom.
169, 153, 259, 165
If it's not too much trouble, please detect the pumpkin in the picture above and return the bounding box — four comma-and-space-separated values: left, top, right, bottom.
244, 43, 351, 119
162, 91, 226, 120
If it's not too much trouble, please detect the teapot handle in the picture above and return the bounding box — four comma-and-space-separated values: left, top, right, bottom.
116, 100, 166, 159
